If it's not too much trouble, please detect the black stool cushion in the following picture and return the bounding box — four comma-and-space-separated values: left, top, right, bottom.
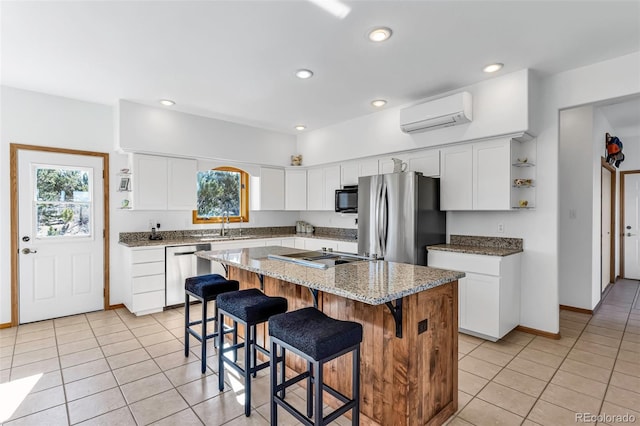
269, 307, 363, 361
185, 274, 239, 300
217, 289, 288, 324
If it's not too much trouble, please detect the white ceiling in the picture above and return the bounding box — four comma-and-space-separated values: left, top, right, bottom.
2, 1, 639, 134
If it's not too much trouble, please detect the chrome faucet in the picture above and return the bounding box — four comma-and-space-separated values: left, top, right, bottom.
221, 211, 229, 237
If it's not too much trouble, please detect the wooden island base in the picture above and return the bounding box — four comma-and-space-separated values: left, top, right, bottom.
228, 267, 458, 426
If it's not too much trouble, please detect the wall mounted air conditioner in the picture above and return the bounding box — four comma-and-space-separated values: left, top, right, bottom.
400, 91, 473, 133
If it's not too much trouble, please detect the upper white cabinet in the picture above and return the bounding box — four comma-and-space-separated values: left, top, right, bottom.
440, 146, 473, 210
132, 154, 196, 210
340, 163, 359, 186
407, 151, 440, 177
167, 157, 197, 210
473, 138, 511, 210
307, 165, 340, 211
285, 169, 307, 210
358, 159, 380, 177
440, 137, 525, 211
255, 167, 285, 210
133, 154, 168, 210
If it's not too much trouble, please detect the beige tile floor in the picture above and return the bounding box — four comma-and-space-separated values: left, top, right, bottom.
0, 279, 638, 426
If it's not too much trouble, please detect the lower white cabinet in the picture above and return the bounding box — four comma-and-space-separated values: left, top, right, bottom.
123, 246, 166, 316
427, 250, 521, 341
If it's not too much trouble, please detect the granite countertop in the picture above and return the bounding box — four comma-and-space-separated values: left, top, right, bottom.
196, 246, 464, 305
427, 234, 523, 257
119, 233, 357, 248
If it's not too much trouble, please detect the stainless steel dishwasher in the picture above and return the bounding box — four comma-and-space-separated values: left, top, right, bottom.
165, 244, 211, 306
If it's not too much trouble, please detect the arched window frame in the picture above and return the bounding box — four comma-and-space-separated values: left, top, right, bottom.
192, 166, 249, 224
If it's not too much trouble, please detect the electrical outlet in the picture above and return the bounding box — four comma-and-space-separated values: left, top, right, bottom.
497, 223, 504, 233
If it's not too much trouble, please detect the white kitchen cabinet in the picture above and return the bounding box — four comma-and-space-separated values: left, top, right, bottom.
167, 157, 197, 210
131, 154, 196, 211
307, 165, 341, 211
279, 238, 297, 248
307, 168, 324, 211
337, 241, 358, 253
302, 238, 339, 251
254, 167, 285, 210
132, 154, 168, 210
123, 246, 166, 316
285, 169, 308, 210
407, 150, 440, 177
358, 159, 380, 177
378, 158, 399, 174
440, 137, 513, 211
340, 163, 359, 186
427, 250, 521, 341
440, 145, 473, 210
473, 138, 511, 210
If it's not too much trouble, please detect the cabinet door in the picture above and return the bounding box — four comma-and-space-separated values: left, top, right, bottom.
358, 159, 379, 177
259, 167, 284, 210
285, 169, 307, 210
440, 146, 472, 210
167, 158, 197, 210
463, 273, 500, 338
323, 165, 341, 211
307, 168, 324, 211
341, 163, 359, 186
378, 159, 396, 174
337, 241, 358, 253
279, 238, 297, 248
133, 154, 168, 210
304, 238, 338, 251
408, 151, 440, 177
473, 138, 511, 210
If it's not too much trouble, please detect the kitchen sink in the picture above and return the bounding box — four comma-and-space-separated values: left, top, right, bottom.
197, 235, 253, 242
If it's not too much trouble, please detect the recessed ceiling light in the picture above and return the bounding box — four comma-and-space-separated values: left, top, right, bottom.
368, 27, 392, 42
483, 63, 504, 73
371, 99, 387, 107
295, 125, 306, 131
159, 99, 175, 106
295, 69, 314, 79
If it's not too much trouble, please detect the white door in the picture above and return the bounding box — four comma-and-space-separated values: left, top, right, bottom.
18, 150, 105, 323
602, 167, 612, 291
624, 173, 640, 279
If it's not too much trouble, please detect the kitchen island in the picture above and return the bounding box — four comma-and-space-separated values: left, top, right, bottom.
196, 246, 464, 426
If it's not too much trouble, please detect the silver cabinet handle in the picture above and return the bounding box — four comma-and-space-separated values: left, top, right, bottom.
22, 248, 37, 254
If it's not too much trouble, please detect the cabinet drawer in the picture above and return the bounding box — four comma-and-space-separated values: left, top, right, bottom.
132, 274, 165, 293
132, 290, 165, 312
132, 261, 164, 277
132, 248, 165, 263
428, 251, 501, 276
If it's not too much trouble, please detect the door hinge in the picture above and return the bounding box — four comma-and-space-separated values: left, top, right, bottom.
103, 229, 105, 238
103, 288, 106, 297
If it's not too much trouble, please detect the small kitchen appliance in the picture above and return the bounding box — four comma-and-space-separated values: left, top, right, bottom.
335, 185, 358, 213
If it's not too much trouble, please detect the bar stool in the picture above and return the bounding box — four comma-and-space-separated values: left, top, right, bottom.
268, 307, 362, 426
184, 274, 239, 373
217, 288, 288, 417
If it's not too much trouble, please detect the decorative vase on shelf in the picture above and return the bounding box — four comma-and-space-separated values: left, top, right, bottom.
291, 155, 303, 166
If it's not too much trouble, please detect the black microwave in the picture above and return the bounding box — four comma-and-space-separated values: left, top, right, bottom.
335, 186, 358, 213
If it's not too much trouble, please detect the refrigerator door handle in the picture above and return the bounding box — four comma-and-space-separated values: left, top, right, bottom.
380, 182, 388, 257
376, 180, 384, 256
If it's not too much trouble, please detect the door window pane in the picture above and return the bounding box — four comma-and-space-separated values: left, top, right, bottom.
34, 167, 92, 238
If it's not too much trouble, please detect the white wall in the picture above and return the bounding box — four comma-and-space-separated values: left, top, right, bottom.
0, 86, 114, 323
0, 88, 300, 323
118, 101, 296, 167
558, 106, 597, 309
296, 69, 530, 166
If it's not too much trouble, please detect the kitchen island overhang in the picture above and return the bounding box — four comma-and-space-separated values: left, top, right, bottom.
196, 245, 464, 426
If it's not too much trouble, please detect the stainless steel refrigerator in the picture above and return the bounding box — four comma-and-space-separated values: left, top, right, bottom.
358, 172, 446, 266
